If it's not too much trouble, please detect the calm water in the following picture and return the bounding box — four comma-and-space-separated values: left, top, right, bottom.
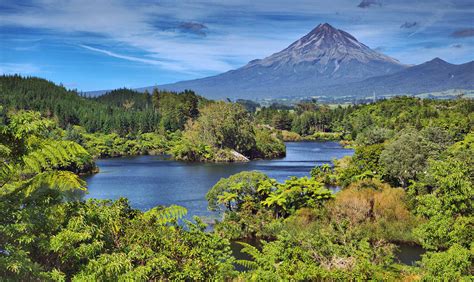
84, 142, 421, 266
396, 243, 426, 265
84, 141, 353, 219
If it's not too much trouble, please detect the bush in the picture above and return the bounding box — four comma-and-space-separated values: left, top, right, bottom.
281, 130, 303, 141
420, 244, 471, 281
330, 179, 418, 242
254, 128, 286, 159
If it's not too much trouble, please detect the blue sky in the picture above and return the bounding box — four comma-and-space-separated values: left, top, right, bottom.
1, 0, 473, 91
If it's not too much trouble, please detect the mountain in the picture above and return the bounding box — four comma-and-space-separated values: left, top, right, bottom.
147, 23, 407, 99
90, 23, 473, 100
318, 58, 474, 97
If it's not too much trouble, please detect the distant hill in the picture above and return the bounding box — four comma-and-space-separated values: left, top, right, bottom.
314, 58, 474, 98
91, 23, 474, 100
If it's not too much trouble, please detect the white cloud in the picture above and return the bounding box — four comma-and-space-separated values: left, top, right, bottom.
1, 0, 473, 78
79, 44, 183, 70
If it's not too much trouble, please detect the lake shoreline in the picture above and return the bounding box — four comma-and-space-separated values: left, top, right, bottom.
84, 141, 354, 217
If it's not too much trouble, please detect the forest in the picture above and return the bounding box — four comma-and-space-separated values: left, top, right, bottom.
0, 75, 286, 162
0, 75, 473, 280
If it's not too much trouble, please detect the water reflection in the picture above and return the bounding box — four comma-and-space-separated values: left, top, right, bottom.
395, 243, 426, 265
84, 141, 353, 219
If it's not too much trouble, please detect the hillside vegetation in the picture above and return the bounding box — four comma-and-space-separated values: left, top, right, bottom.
208, 96, 473, 280
1, 75, 473, 280
0, 75, 284, 161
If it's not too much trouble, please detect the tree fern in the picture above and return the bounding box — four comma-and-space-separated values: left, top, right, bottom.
30, 171, 85, 193
22, 141, 89, 173
6, 110, 54, 139
0, 143, 11, 158
11, 171, 87, 197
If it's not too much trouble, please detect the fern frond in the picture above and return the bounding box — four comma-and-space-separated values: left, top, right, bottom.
41, 143, 61, 167
23, 170, 87, 196
0, 162, 13, 186
8, 110, 54, 138
235, 259, 258, 270
237, 242, 262, 260
144, 205, 187, 225
0, 162, 13, 177
22, 140, 89, 173
0, 144, 11, 157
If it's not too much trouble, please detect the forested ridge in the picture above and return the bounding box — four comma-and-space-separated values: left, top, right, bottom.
0, 76, 354, 161
0, 75, 160, 134
0, 75, 284, 161
0, 75, 473, 280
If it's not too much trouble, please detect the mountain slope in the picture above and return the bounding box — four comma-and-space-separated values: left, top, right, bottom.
319, 58, 474, 97
151, 23, 407, 99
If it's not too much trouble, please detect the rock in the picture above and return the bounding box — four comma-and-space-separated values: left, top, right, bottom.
229, 150, 250, 162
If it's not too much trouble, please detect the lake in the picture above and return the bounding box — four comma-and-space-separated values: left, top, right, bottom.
84, 141, 353, 219
84, 141, 423, 266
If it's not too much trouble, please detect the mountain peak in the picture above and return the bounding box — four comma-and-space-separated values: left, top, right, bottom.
300, 22, 360, 48
251, 23, 403, 68
413, 58, 454, 69
314, 23, 337, 32
428, 57, 448, 64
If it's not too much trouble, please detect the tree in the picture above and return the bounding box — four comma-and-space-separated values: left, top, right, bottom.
48, 200, 235, 280
193, 102, 256, 153
207, 171, 274, 212
271, 111, 292, 130
410, 140, 473, 250
379, 129, 436, 187
207, 171, 277, 239
292, 111, 317, 136
355, 126, 393, 146
152, 88, 203, 131
254, 127, 286, 159
0, 76, 161, 134
263, 177, 333, 218
0, 109, 90, 279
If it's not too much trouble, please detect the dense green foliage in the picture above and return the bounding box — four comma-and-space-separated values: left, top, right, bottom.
1, 76, 285, 161
64, 125, 170, 158
94, 88, 153, 110
207, 172, 334, 239
151, 88, 205, 131
172, 102, 285, 161
209, 97, 473, 280
255, 100, 352, 138
0, 108, 236, 280
0, 75, 160, 134
342, 96, 473, 140
208, 173, 421, 279
1, 76, 473, 280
